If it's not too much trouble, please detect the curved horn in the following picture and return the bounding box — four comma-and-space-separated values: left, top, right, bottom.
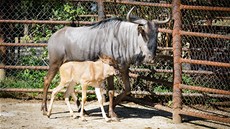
126, 7, 148, 25
126, 7, 136, 21
152, 10, 171, 24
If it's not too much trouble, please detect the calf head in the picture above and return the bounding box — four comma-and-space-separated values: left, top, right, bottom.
99, 55, 118, 77
99, 55, 117, 65
99, 55, 119, 69
102, 63, 117, 78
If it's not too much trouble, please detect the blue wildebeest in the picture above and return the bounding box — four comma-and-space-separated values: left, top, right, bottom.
41, 7, 170, 119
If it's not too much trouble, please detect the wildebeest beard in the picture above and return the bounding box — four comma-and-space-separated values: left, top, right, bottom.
133, 51, 145, 65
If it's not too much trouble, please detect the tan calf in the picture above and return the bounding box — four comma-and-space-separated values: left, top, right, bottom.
47, 57, 116, 121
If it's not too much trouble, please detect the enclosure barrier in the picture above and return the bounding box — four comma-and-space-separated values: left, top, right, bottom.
171, 0, 230, 124
1, 0, 229, 124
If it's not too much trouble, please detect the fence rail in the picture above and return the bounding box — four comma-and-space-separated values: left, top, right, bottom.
0, 19, 93, 25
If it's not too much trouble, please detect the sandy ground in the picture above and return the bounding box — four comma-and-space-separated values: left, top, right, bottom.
0, 98, 229, 129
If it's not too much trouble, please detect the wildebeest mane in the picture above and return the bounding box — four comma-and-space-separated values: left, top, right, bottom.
90, 17, 124, 29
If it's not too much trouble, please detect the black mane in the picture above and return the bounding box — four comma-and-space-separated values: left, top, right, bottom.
90, 17, 124, 29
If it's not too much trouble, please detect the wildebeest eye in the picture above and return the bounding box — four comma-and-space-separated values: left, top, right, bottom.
138, 25, 148, 42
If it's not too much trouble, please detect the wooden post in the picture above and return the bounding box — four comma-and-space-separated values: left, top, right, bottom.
97, 0, 105, 21
0, 35, 6, 81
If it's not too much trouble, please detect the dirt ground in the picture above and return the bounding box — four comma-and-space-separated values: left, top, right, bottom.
0, 98, 229, 129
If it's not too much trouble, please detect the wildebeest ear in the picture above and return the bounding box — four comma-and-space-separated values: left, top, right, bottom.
133, 19, 147, 25
138, 25, 148, 42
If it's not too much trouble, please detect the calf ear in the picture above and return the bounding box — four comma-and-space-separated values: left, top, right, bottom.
99, 55, 115, 65
138, 25, 148, 42
99, 55, 107, 60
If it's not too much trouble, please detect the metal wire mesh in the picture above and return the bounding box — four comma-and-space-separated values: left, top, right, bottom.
0, 0, 174, 97
0, 0, 99, 89
0, 0, 230, 123
180, 0, 230, 121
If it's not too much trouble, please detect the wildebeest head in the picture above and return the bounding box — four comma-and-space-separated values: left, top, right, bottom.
126, 7, 170, 64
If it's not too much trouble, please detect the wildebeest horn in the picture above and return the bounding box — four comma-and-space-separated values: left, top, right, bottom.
152, 10, 171, 24
126, 7, 147, 25
126, 7, 136, 21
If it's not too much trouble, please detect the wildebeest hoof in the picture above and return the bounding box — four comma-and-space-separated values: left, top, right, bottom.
41, 104, 48, 111
109, 111, 117, 118
43, 110, 48, 116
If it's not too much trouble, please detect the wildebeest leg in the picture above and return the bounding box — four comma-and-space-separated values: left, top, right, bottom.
113, 68, 131, 108
41, 62, 60, 115
107, 76, 117, 118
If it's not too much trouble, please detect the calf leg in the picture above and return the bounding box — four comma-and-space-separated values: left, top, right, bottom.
64, 83, 77, 118
70, 90, 89, 116
80, 85, 87, 121
71, 91, 80, 110
95, 87, 110, 122
47, 84, 65, 118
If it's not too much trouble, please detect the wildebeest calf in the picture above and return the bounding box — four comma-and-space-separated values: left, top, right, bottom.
47, 56, 117, 121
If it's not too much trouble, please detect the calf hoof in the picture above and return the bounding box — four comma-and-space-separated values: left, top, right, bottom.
84, 110, 89, 116
105, 117, 112, 122
72, 114, 78, 119
81, 117, 87, 122
47, 112, 51, 118
78, 108, 89, 116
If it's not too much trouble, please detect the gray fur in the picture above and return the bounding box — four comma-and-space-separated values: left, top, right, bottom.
48, 18, 157, 68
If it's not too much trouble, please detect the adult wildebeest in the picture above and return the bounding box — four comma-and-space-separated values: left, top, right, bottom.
41, 7, 170, 119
